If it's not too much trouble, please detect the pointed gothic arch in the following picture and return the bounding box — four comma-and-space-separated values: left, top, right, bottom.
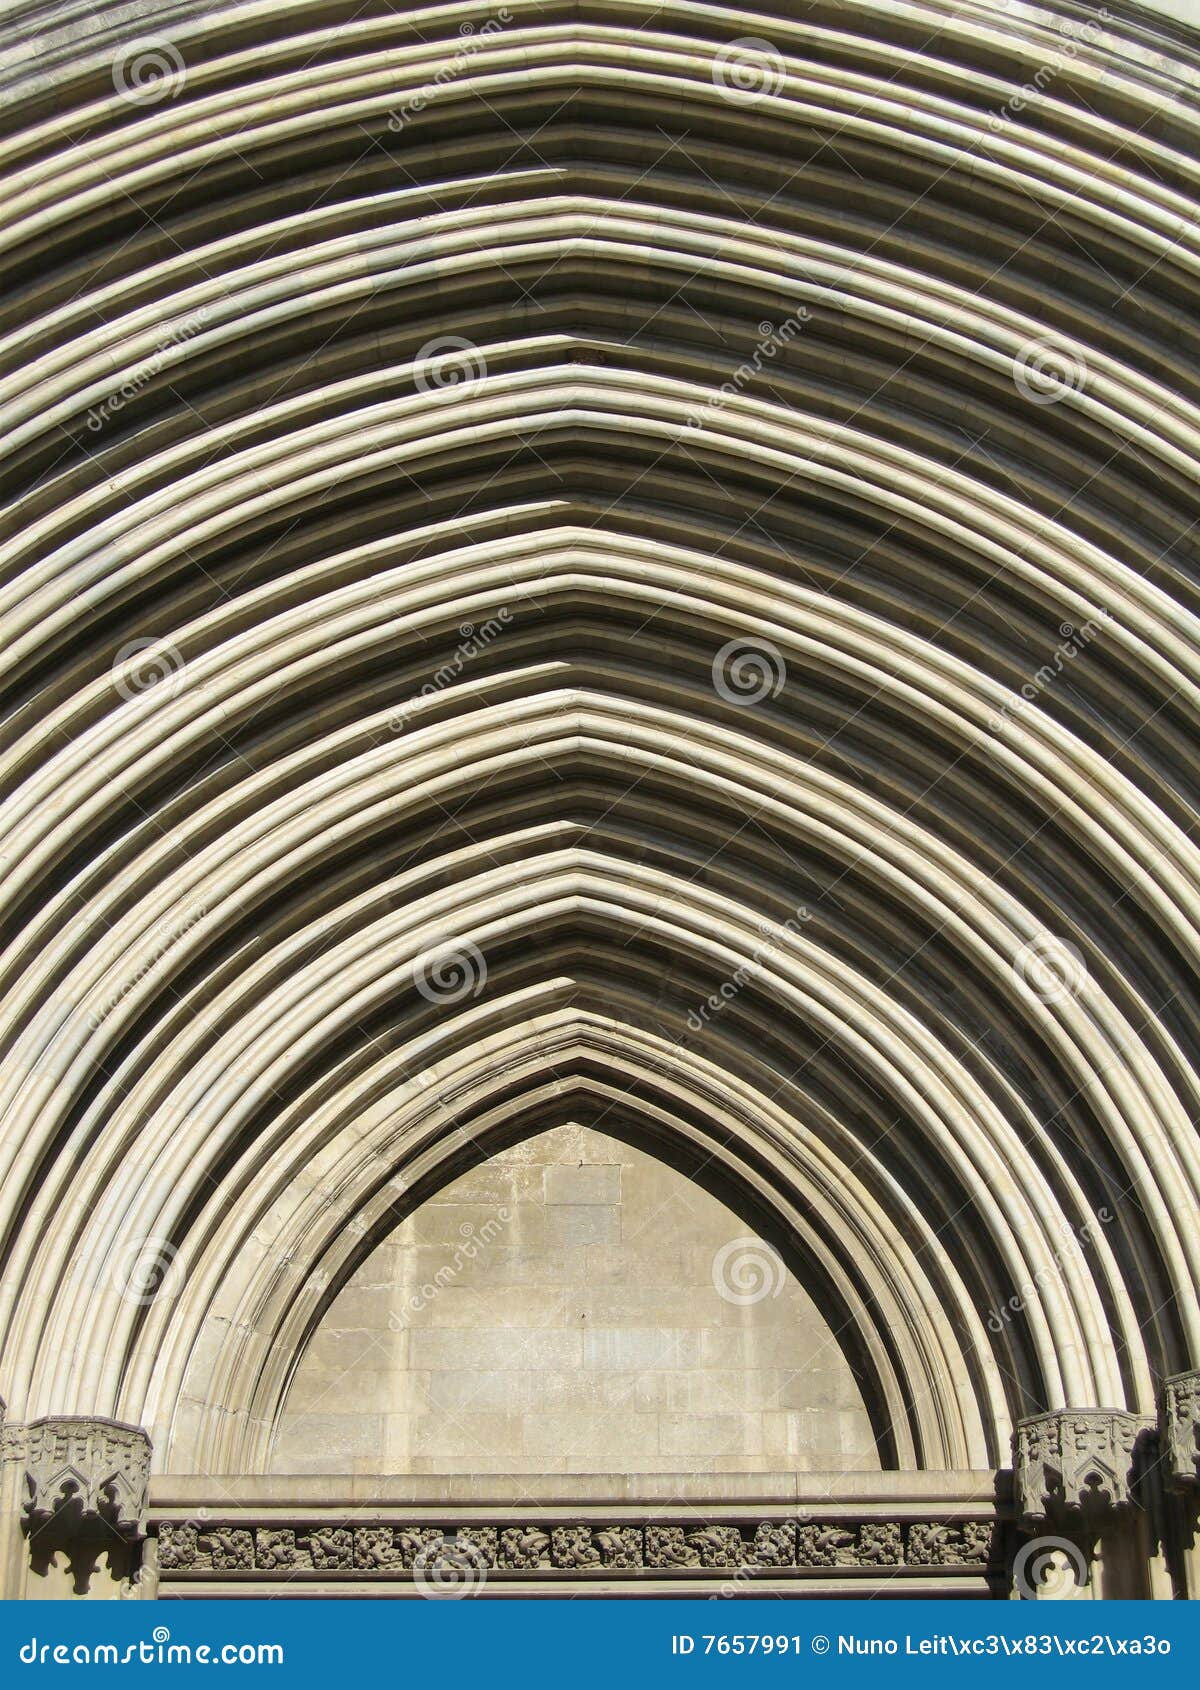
1, 0, 1199, 1599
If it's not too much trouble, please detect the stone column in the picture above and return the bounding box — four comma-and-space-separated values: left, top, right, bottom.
1013, 1408, 1153, 1598
1161, 1370, 1200, 1599
0, 1415, 152, 1599
0, 1399, 26, 1600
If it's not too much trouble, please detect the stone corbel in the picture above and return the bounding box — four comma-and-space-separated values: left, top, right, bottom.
20, 1416, 152, 1592
1161, 1371, 1200, 1492
1014, 1408, 1151, 1529
23, 1416, 152, 1541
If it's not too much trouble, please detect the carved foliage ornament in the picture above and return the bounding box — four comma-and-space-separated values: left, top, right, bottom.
23, 1417, 152, 1540
1014, 1409, 1149, 1527
157, 1517, 992, 1575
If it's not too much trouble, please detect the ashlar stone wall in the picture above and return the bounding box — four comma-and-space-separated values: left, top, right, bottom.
271, 1124, 880, 1475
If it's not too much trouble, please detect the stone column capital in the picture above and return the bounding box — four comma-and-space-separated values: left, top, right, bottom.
1161, 1370, 1200, 1492
1014, 1408, 1151, 1529
22, 1416, 152, 1541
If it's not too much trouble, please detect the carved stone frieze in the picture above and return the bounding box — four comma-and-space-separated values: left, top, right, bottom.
592, 1526, 642, 1568
645, 1525, 698, 1567
752, 1520, 796, 1565
907, 1521, 990, 1567
857, 1522, 904, 1565
1161, 1371, 1200, 1491
255, 1527, 297, 1570
22, 1417, 152, 1540
208, 1527, 253, 1570
795, 1523, 858, 1567
1014, 1409, 1151, 1527
309, 1526, 352, 1569
354, 1526, 401, 1570
552, 1524, 602, 1567
152, 1516, 995, 1577
457, 1526, 498, 1567
394, 1526, 441, 1569
158, 1522, 198, 1570
684, 1525, 743, 1569
500, 1525, 549, 1568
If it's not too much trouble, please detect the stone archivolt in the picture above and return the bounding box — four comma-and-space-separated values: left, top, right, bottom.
1, 0, 1200, 1601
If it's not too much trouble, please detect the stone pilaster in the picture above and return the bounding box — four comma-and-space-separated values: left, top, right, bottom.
1013, 1409, 1153, 1598
0, 1398, 23, 1600
10, 1415, 152, 1599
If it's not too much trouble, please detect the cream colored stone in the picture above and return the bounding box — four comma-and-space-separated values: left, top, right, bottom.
0, 0, 1198, 1604
272, 1125, 879, 1475
543, 1164, 621, 1204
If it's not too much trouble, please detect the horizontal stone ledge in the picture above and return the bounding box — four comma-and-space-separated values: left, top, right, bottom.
148, 1468, 1007, 1514
160, 1573, 993, 1600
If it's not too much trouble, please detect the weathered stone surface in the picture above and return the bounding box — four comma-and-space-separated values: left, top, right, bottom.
0, 0, 1198, 1607
272, 1126, 877, 1476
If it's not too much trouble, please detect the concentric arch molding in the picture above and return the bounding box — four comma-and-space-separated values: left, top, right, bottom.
2, 0, 1200, 1603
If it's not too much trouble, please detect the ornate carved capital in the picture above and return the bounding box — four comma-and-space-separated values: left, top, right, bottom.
1161, 1371, 1200, 1491
1014, 1409, 1151, 1528
0, 1395, 19, 1489
0, 1398, 20, 1470
23, 1416, 152, 1542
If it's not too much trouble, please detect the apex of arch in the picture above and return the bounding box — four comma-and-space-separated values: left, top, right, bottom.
1013, 1408, 1152, 1528
1162, 1370, 1200, 1491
